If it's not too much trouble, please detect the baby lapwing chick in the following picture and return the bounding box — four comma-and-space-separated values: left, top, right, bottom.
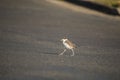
59, 38, 76, 56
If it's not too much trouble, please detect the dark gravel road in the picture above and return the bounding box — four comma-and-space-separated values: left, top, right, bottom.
0, 0, 120, 80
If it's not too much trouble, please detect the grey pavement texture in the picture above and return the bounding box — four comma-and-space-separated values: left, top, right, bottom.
0, 0, 120, 80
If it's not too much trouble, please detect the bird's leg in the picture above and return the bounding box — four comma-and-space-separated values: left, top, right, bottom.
71, 49, 75, 56
59, 49, 66, 55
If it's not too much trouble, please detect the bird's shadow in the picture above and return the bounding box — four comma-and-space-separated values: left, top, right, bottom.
42, 52, 58, 55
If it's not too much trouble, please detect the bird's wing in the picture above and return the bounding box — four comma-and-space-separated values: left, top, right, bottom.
65, 40, 76, 48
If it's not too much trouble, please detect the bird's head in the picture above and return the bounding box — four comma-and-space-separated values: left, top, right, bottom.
61, 38, 68, 42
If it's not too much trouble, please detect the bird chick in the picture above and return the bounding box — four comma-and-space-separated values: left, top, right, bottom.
59, 38, 76, 56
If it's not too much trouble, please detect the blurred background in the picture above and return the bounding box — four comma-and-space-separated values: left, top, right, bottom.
0, 0, 120, 80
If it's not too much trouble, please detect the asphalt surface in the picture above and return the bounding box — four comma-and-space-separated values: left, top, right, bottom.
0, 0, 120, 80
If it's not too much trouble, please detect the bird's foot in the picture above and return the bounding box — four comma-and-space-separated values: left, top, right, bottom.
59, 53, 63, 56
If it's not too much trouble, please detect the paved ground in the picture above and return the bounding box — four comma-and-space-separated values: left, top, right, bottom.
0, 0, 120, 80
